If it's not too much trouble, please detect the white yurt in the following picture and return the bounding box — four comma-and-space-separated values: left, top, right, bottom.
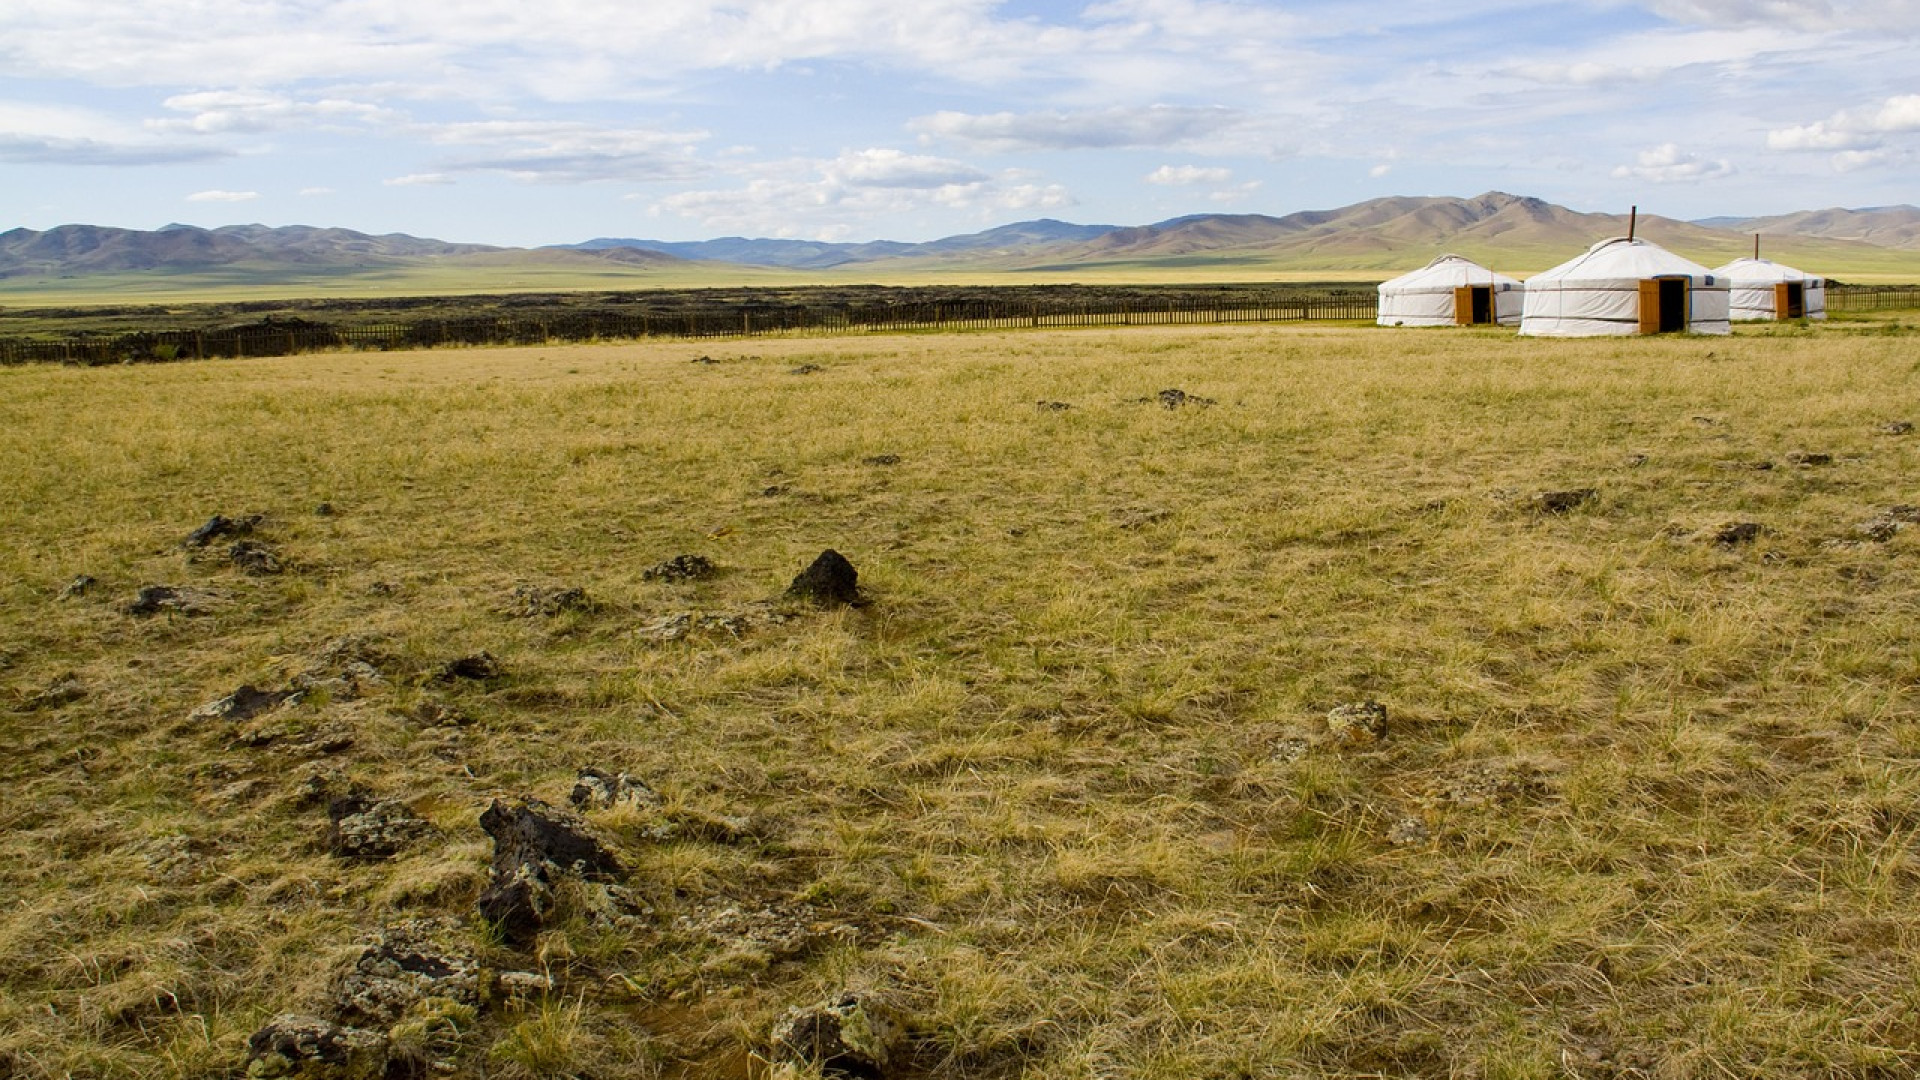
1519, 237, 1730, 337
1377, 254, 1524, 327
1713, 256, 1826, 321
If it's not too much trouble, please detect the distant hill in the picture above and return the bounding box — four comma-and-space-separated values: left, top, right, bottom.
0, 223, 684, 279
557, 218, 1116, 269
1695, 206, 1920, 251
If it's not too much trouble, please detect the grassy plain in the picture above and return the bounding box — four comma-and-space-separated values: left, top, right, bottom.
5, 314, 1920, 1078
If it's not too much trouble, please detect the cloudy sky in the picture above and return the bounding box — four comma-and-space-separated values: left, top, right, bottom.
3, 0, 1916, 246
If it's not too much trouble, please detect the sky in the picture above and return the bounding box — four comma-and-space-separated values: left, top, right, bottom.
2, 0, 1917, 247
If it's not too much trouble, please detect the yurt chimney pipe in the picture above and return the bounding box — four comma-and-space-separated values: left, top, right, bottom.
1754, 234, 1761, 260
1628, 206, 1637, 242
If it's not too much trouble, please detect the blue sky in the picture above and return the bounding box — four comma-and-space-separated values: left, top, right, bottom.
3, 0, 1916, 246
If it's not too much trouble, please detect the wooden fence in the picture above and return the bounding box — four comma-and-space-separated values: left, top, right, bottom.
0, 292, 1379, 366
1826, 285, 1920, 311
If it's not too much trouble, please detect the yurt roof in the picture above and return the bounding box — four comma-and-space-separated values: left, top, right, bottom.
1713, 256, 1820, 284
1527, 237, 1718, 286
1380, 254, 1520, 291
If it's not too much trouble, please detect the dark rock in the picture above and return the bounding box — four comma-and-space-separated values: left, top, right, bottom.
642, 554, 716, 583
760, 484, 789, 497
1531, 488, 1597, 514
791, 363, 824, 375
329, 919, 479, 1030
435, 652, 500, 682
785, 549, 862, 607
125, 584, 222, 616
1877, 420, 1913, 436
229, 540, 284, 575
1156, 388, 1215, 409
505, 584, 593, 617
327, 795, 433, 862
769, 993, 901, 1076
477, 798, 624, 945
1708, 521, 1765, 545
26, 673, 84, 710
315, 502, 336, 516
58, 574, 96, 600
244, 1014, 387, 1080
184, 513, 262, 549
191, 684, 300, 724
861, 454, 902, 466
570, 767, 661, 811
691, 354, 720, 365
1035, 400, 1074, 412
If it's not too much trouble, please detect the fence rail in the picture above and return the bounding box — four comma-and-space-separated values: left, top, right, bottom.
1, 283, 1911, 366
0, 292, 1379, 366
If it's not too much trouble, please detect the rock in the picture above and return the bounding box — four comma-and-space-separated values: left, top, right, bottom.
1531, 488, 1597, 514
327, 795, 433, 862
642, 554, 716, 583
1705, 521, 1765, 546
691, 354, 720, 365
1387, 817, 1431, 847
1786, 451, 1834, 467
570, 767, 661, 811
1155, 388, 1215, 409
477, 798, 624, 945
244, 1014, 387, 1080
185, 513, 262, 549
785, 549, 862, 607
125, 584, 222, 616
1326, 701, 1389, 746
435, 652, 500, 682
791, 363, 824, 375
1035, 400, 1074, 412
505, 584, 593, 618
58, 574, 96, 600
229, 540, 284, 575
1877, 420, 1913, 436
769, 993, 901, 1076
26, 673, 84, 710
191, 684, 300, 724
405, 700, 471, 728
861, 454, 902, 466
329, 919, 479, 1030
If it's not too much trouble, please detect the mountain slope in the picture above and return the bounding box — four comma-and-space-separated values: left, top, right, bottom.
1702, 206, 1920, 250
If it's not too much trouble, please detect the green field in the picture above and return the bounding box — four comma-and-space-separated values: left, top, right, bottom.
5, 315, 1920, 1078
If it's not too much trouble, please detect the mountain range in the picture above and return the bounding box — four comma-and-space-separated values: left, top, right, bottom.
5, 193, 1918, 284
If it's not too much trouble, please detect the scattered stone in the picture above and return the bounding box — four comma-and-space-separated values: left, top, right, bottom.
327, 795, 433, 862
1326, 701, 1389, 746
185, 513, 262, 549
58, 574, 96, 600
190, 684, 300, 724
315, 502, 336, 516
244, 1014, 387, 1080
1035, 400, 1074, 412
229, 540, 284, 575
1847, 506, 1920, 543
504, 584, 593, 618
493, 971, 554, 1002
330, 919, 480, 1030
1155, 388, 1215, 409
1714, 460, 1774, 471
785, 549, 863, 607
1623, 453, 1649, 468
1877, 420, 1913, 436
681, 901, 855, 975
790, 363, 824, 375
768, 993, 901, 1076
1271, 737, 1312, 764
1705, 521, 1765, 546
570, 766, 661, 811
1387, 817, 1431, 847
25, 673, 85, 711
125, 584, 222, 617
1530, 488, 1596, 515
1428, 761, 1552, 807
406, 700, 471, 728
477, 798, 624, 945
1786, 451, 1834, 467
761, 484, 790, 497
435, 652, 500, 682
691, 354, 720, 365
643, 554, 716, 583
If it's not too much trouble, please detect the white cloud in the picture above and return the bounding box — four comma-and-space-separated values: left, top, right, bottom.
913, 105, 1247, 152
1643, 0, 1920, 34
384, 173, 454, 186
1369, 163, 1392, 179
1767, 94, 1920, 161
654, 148, 1071, 237
186, 189, 260, 202
421, 120, 708, 183
1145, 164, 1233, 186
0, 100, 231, 165
1610, 143, 1735, 182
151, 90, 400, 135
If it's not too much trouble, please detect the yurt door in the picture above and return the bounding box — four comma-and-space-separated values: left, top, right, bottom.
1639, 277, 1689, 334
1775, 282, 1805, 319
1453, 286, 1494, 325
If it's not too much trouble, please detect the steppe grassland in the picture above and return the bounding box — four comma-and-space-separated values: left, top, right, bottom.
4, 317, 1920, 1078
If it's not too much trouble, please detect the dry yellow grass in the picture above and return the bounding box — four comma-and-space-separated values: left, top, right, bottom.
4, 313, 1920, 1078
